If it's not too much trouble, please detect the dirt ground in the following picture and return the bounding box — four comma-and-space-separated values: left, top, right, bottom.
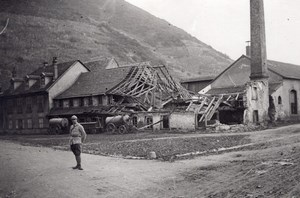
1, 124, 300, 198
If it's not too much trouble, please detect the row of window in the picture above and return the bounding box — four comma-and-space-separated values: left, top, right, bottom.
8, 118, 44, 130
6, 95, 45, 114
54, 96, 113, 109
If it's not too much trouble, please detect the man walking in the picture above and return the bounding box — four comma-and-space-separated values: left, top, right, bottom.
69, 115, 87, 170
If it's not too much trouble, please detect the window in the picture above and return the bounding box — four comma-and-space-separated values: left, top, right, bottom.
27, 119, 32, 129
63, 100, 69, 108
132, 116, 138, 127
161, 115, 170, 129
54, 100, 60, 108
79, 98, 84, 107
108, 96, 113, 104
38, 118, 44, 128
88, 97, 93, 106
146, 116, 153, 129
98, 96, 103, 105
37, 96, 44, 112
278, 96, 282, 105
8, 120, 13, 129
16, 119, 23, 129
7, 100, 13, 114
22, 119, 25, 129
290, 90, 298, 114
73, 99, 79, 107
253, 110, 259, 123
17, 98, 23, 114
252, 87, 258, 100
70, 99, 73, 107
84, 98, 89, 106
26, 97, 32, 113
59, 100, 63, 108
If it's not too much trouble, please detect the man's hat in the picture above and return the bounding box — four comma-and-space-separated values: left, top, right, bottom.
71, 115, 78, 120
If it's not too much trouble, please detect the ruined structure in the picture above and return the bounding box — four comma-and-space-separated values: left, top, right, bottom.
50, 61, 192, 133
186, 0, 300, 126
245, 0, 269, 124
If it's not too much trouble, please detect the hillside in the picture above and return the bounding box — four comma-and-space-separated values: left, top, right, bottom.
0, 0, 232, 90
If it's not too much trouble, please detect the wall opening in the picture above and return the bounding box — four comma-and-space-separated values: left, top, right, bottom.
161, 115, 169, 129
145, 116, 153, 129
219, 109, 244, 125
290, 90, 298, 114
253, 110, 259, 124
132, 116, 138, 127
252, 87, 258, 100
278, 96, 282, 105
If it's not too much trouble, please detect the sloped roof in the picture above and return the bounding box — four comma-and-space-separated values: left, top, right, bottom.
55, 66, 134, 99
49, 104, 144, 117
84, 58, 114, 72
206, 86, 246, 95
207, 55, 300, 94
2, 60, 81, 96
268, 60, 300, 80
180, 76, 215, 83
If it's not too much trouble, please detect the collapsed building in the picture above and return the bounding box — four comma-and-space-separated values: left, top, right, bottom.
50, 61, 192, 133
185, 0, 300, 126
0, 57, 193, 134
189, 55, 300, 126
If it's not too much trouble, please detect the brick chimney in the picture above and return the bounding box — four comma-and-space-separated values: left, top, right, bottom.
244, 0, 269, 125
250, 0, 268, 80
52, 57, 58, 81
246, 41, 251, 57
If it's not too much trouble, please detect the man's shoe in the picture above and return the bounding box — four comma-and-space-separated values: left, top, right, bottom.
72, 165, 79, 169
78, 166, 83, 170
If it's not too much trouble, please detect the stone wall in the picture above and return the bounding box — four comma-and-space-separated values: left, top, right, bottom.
244, 79, 269, 124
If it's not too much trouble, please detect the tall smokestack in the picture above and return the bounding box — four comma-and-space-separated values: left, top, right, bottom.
250, 0, 268, 79
52, 57, 58, 81
246, 41, 251, 57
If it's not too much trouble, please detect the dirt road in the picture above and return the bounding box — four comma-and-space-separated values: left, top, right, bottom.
1, 124, 300, 198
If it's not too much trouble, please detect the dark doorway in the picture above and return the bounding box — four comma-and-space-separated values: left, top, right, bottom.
161, 115, 169, 129
290, 90, 298, 114
253, 110, 259, 124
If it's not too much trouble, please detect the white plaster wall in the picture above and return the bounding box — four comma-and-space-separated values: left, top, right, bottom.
170, 112, 195, 130
152, 114, 161, 131
275, 79, 300, 120
271, 86, 285, 120
48, 62, 89, 108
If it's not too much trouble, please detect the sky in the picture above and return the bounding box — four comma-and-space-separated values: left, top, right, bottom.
125, 0, 300, 65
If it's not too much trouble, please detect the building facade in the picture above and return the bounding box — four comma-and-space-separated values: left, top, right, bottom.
0, 58, 89, 134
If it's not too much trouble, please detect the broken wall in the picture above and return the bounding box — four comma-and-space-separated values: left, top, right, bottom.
244, 79, 269, 124
169, 111, 195, 130
137, 111, 195, 131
